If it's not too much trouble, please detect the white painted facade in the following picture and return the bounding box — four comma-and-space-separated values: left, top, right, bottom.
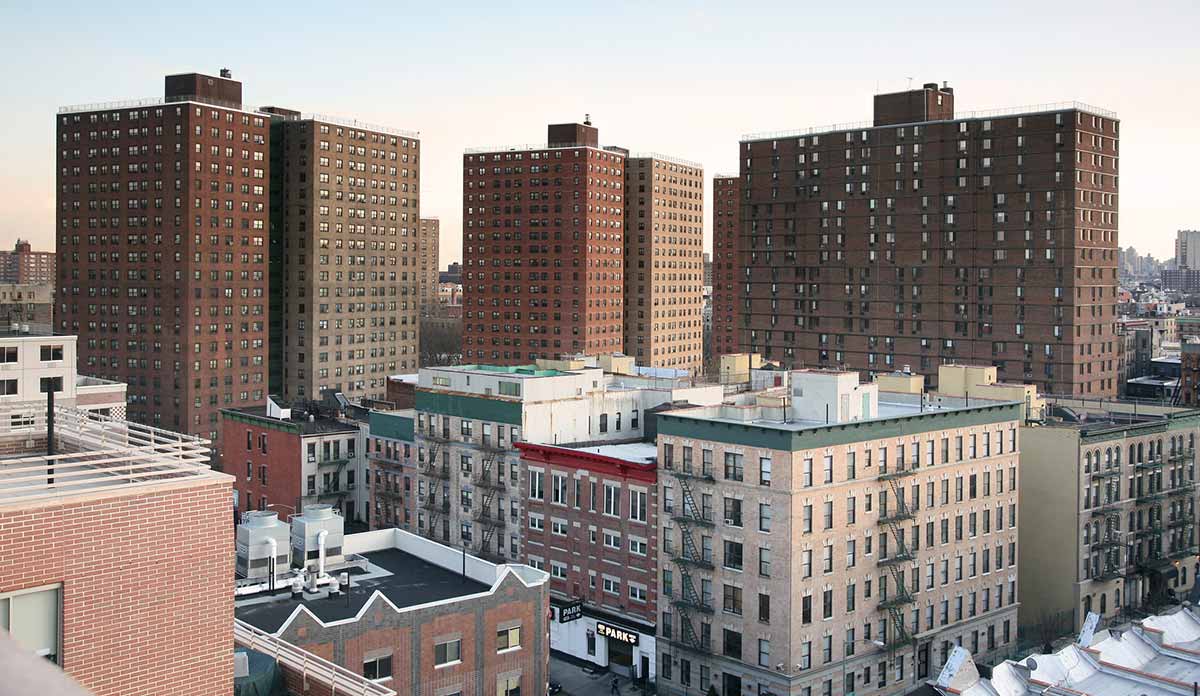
550, 606, 657, 682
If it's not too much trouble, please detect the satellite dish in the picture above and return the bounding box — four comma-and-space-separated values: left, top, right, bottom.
1026, 658, 1039, 671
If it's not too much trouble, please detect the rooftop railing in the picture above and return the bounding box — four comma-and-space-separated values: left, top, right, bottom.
0, 406, 212, 505
234, 619, 396, 696
741, 101, 1117, 142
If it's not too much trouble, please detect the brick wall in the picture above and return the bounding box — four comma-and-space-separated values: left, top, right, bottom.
0, 475, 235, 696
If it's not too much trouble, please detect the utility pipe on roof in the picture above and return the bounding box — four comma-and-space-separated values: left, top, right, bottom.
317, 529, 328, 577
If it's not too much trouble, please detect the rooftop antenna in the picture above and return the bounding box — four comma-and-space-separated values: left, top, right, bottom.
584, 113, 592, 126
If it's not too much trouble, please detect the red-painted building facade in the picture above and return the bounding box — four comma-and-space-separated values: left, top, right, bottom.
517, 441, 659, 683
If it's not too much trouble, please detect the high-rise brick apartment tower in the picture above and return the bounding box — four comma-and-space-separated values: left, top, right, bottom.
711, 174, 741, 360
56, 70, 270, 457
418, 216, 440, 314
462, 121, 625, 365
623, 155, 705, 372
737, 83, 1120, 396
262, 107, 420, 402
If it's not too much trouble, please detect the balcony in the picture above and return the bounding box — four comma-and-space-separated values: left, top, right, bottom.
878, 507, 915, 525
878, 549, 915, 567
879, 590, 915, 610
1170, 448, 1196, 463
1135, 458, 1164, 471
474, 509, 507, 528
473, 472, 506, 490
671, 512, 715, 528
1090, 468, 1121, 480
316, 457, 349, 469
671, 596, 715, 614
1091, 534, 1125, 549
420, 497, 450, 514
1167, 482, 1196, 498
1131, 526, 1164, 539
1090, 501, 1125, 517
421, 464, 451, 481
672, 553, 715, 571
668, 466, 716, 483
1136, 489, 1170, 505
878, 466, 918, 482
1169, 514, 1196, 529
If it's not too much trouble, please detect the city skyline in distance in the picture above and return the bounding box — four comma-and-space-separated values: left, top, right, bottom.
3, 0, 1198, 263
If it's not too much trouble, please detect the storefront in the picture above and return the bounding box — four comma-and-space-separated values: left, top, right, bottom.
549, 600, 656, 682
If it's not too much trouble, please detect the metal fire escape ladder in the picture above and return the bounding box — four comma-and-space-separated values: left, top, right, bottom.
670, 470, 714, 654
877, 466, 917, 649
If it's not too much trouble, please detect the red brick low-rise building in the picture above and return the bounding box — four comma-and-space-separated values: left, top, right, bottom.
517, 441, 660, 683
235, 527, 550, 696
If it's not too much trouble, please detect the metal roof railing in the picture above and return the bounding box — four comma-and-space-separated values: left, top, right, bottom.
269, 111, 420, 139
58, 94, 250, 115
741, 101, 1118, 142
234, 619, 396, 696
0, 406, 213, 505
628, 152, 705, 170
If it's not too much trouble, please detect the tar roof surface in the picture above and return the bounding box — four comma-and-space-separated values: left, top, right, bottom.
235, 548, 490, 633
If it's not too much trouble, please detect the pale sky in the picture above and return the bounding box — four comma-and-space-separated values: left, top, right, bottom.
2, 0, 1196, 265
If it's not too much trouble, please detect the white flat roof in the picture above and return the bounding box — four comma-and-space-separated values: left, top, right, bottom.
566, 441, 657, 464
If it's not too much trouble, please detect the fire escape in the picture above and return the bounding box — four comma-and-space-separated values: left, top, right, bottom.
1089, 466, 1125, 581
420, 433, 450, 541
877, 462, 916, 651
474, 441, 507, 562
669, 461, 714, 655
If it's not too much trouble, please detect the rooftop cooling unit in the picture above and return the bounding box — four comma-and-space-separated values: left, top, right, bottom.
291, 504, 344, 572
235, 511, 291, 581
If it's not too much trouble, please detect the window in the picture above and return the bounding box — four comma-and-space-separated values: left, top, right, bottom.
724, 497, 743, 527
759, 457, 772, 486
497, 626, 521, 652
759, 503, 772, 532
629, 488, 647, 522
498, 676, 521, 696
39, 376, 63, 393
552, 473, 567, 504
723, 628, 742, 659
758, 639, 771, 667
0, 346, 17, 363
723, 540, 744, 570
434, 638, 461, 666
529, 469, 544, 500
629, 582, 648, 602
363, 654, 392, 680
724, 452, 744, 481
605, 483, 620, 516
39, 345, 64, 361
0, 585, 60, 663
723, 584, 743, 615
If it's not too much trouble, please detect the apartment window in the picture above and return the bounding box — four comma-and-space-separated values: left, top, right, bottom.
823, 455, 834, 483
724, 497, 743, 527
497, 626, 521, 652
605, 483, 620, 516
0, 347, 16, 363
758, 639, 771, 667
552, 473, 567, 504
434, 638, 461, 666
724, 540, 744, 570
759, 547, 772, 576
0, 585, 60, 663
498, 677, 520, 696
529, 470, 544, 501
759, 503, 772, 532
723, 628, 742, 659
724, 452, 744, 481
759, 457, 772, 486
723, 584, 743, 615
759, 593, 771, 623
39, 345, 63, 361
629, 488, 647, 522
362, 654, 392, 680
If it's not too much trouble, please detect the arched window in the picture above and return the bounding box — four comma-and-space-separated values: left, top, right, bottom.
1084, 595, 1093, 616
1100, 593, 1108, 614
1084, 451, 1092, 473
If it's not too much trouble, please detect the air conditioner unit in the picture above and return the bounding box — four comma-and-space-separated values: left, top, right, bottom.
725, 518, 736, 525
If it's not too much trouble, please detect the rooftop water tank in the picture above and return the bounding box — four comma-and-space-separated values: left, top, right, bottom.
236, 510, 292, 580
291, 504, 344, 571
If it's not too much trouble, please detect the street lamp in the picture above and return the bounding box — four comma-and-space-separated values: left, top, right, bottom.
842, 638, 887, 696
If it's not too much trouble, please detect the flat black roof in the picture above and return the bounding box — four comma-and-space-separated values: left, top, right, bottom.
235, 548, 489, 633
223, 405, 359, 436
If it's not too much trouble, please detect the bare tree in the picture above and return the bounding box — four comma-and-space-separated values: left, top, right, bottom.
420, 318, 461, 367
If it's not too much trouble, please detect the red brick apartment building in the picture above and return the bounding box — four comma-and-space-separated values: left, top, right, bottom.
737, 83, 1119, 396
222, 400, 369, 524
462, 121, 626, 364
0, 410, 234, 696
517, 441, 660, 682
711, 175, 741, 360
0, 240, 55, 284
56, 70, 269, 454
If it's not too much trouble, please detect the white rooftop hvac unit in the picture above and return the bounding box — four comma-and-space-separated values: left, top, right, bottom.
291, 504, 344, 573
235, 510, 291, 581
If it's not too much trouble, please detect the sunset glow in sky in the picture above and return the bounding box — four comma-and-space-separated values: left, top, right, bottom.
2, 0, 1197, 263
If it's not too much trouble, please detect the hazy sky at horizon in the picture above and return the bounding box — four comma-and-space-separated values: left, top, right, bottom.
2, 0, 1196, 265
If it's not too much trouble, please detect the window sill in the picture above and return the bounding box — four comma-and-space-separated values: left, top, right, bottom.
435, 660, 461, 670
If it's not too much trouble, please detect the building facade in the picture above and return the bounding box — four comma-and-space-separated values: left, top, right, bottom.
1175, 230, 1200, 270
623, 155, 705, 372
1019, 397, 1200, 633
367, 408, 417, 530
462, 122, 626, 365
412, 357, 723, 563
221, 399, 370, 524
518, 442, 661, 681
0, 283, 53, 331
0, 405, 233, 696
654, 371, 1022, 696
0, 240, 55, 284
266, 110, 421, 402
235, 527, 551, 696
738, 84, 1120, 397
418, 217, 441, 314
56, 70, 270, 454
711, 175, 741, 362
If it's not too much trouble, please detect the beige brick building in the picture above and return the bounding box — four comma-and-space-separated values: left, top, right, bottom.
654, 370, 1022, 696
623, 155, 705, 372
266, 109, 421, 402
1019, 397, 1200, 634
418, 217, 441, 314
